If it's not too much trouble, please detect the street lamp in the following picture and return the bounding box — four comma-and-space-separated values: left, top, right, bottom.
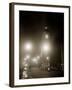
22, 71, 28, 78
42, 43, 48, 52
32, 57, 38, 64
46, 56, 50, 60
26, 55, 30, 59
45, 34, 48, 39
24, 58, 27, 61
24, 42, 32, 51
37, 56, 40, 59
24, 55, 30, 61
42, 43, 51, 53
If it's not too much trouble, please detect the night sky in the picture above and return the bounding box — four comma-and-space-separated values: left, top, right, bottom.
19, 11, 64, 45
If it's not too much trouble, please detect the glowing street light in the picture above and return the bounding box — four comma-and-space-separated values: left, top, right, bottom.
24, 67, 28, 70
46, 56, 50, 60
45, 34, 48, 39
24, 74, 28, 78
42, 43, 48, 52
24, 63, 28, 67
22, 71, 28, 78
24, 55, 30, 61
32, 58, 37, 63
42, 43, 51, 52
26, 55, 30, 59
37, 56, 40, 59
48, 67, 50, 71
24, 58, 27, 61
24, 42, 32, 51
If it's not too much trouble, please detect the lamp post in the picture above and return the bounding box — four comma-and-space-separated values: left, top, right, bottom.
41, 26, 51, 71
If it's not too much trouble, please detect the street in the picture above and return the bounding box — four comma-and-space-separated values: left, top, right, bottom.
28, 67, 64, 78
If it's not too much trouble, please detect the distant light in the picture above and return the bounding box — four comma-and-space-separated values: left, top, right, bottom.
24, 74, 28, 78
45, 26, 48, 30
61, 64, 63, 66
45, 34, 48, 39
42, 43, 51, 52
26, 55, 30, 59
24, 58, 27, 61
23, 71, 28, 78
24, 63, 28, 67
37, 56, 40, 59
24, 67, 28, 70
24, 42, 32, 51
48, 68, 50, 71
24, 55, 30, 61
46, 56, 50, 60
32, 58, 37, 63
42, 44, 48, 52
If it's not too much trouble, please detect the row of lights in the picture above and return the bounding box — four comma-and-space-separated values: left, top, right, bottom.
24, 55, 40, 63
22, 33, 50, 78
23, 55, 50, 78
24, 42, 51, 53
24, 55, 50, 63
24, 34, 50, 52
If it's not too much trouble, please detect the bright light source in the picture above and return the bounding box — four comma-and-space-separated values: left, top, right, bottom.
24, 42, 32, 51
24, 74, 28, 78
42, 44, 48, 52
45, 34, 48, 39
23, 71, 28, 78
23, 71, 26, 75
26, 55, 30, 59
24, 63, 28, 67
37, 56, 40, 59
24, 67, 28, 70
48, 67, 50, 71
24, 58, 27, 61
42, 43, 51, 52
32, 58, 37, 63
46, 56, 50, 60
24, 55, 30, 61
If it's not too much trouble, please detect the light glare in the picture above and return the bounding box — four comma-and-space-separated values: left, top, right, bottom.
37, 56, 40, 59
23, 71, 28, 78
32, 58, 37, 63
24, 67, 28, 70
48, 67, 50, 71
43, 44, 48, 52
24, 63, 28, 67
24, 58, 27, 61
26, 55, 30, 59
45, 34, 48, 39
42, 43, 51, 52
46, 56, 50, 60
24, 55, 30, 61
24, 42, 32, 51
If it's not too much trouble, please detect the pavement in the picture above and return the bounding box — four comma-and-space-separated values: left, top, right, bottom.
28, 67, 64, 78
